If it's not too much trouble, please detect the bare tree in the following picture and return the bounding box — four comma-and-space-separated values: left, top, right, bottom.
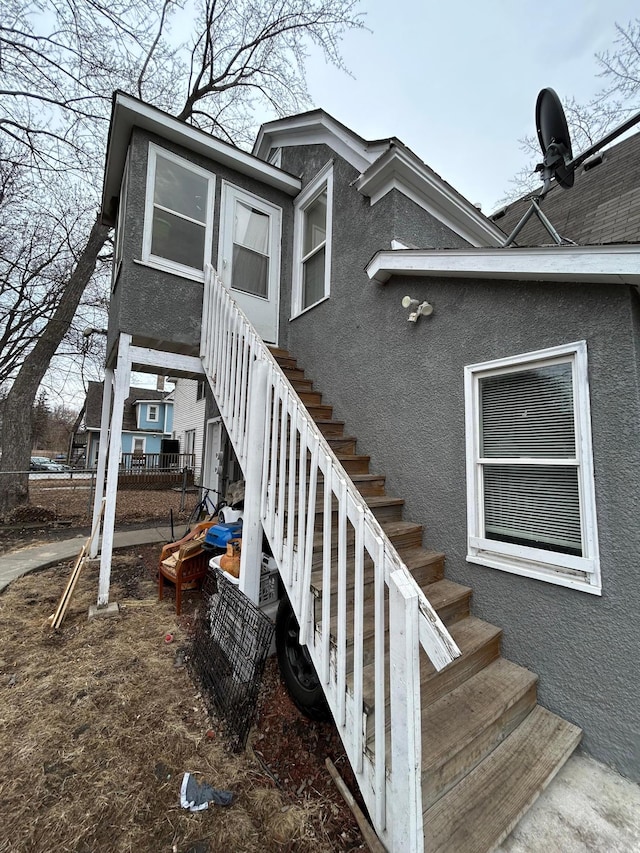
0, 0, 364, 516
498, 18, 640, 207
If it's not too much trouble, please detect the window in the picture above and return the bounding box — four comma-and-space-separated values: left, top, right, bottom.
231, 200, 270, 298
142, 144, 215, 279
132, 437, 146, 455
464, 341, 600, 594
292, 161, 333, 317
147, 404, 159, 423
196, 380, 206, 401
184, 429, 196, 458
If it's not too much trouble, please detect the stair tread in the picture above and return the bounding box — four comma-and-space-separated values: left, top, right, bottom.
319, 578, 471, 644
422, 658, 537, 772
356, 616, 502, 713
423, 705, 582, 853
398, 546, 446, 569
307, 493, 403, 517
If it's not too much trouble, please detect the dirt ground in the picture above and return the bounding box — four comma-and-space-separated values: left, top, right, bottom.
0, 491, 369, 853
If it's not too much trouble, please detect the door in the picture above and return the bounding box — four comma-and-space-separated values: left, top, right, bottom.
218, 182, 282, 344
203, 417, 223, 497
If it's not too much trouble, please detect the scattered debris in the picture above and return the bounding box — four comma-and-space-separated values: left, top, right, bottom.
48, 499, 105, 629
180, 772, 234, 811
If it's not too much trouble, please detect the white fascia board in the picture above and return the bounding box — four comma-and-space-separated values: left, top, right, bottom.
102, 93, 301, 225
253, 111, 388, 173
356, 146, 505, 248
366, 244, 640, 285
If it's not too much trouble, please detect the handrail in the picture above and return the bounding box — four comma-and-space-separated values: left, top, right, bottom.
200, 264, 460, 850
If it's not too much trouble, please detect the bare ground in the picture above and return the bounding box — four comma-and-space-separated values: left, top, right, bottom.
0, 536, 368, 852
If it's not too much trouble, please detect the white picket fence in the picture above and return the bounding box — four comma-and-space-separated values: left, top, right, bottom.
200, 265, 460, 850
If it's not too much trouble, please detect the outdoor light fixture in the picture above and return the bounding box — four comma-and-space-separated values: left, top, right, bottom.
401, 295, 433, 323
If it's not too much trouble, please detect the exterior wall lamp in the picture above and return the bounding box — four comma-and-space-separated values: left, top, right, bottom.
401, 295, 433, 323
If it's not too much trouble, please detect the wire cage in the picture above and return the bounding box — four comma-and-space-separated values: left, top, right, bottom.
190, 567, 275, 751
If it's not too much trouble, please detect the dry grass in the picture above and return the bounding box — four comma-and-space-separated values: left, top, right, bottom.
0, 555, 341, 853
28, 482, 200, 526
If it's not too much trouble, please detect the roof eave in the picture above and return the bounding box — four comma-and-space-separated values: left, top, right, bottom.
356, 147, 506, 248
253, 110, 390, 173
101, 92, 302, 226
366, 244, 640, 285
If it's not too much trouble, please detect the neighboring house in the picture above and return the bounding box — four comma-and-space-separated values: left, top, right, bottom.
92, 92, 640, 851
171, 377, 206, 482
84, 381, 173, 468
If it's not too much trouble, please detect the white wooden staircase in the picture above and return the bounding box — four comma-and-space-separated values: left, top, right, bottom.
199, 267, 582, 852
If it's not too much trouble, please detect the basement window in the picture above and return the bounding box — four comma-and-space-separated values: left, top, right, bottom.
291, 161, 333, 318
464, 341, 601, 594
142, 144, 215, 280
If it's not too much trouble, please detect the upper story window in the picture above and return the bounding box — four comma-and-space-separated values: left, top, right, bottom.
291, 161, 333, 318
464, 341, 600, 595
142, 144, 215, 280
196, 379, 206, 401
147, 404, 159, 423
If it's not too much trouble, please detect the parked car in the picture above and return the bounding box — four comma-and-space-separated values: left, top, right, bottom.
30, 456, 69, 472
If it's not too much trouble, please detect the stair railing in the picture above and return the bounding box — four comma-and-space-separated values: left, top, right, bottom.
200, 265, 460, 851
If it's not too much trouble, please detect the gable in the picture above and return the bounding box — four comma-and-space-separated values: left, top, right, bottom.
254, 110, 506, 248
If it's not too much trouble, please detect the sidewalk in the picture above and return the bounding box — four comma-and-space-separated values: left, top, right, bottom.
1, 528, 639, 851
0, 525, 172, 593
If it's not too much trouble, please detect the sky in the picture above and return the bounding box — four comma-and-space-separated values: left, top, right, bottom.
304, 0, 639, 213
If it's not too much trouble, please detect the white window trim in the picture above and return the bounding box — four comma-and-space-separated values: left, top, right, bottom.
464, 340, 601, 595
147, 404, 159, 423
141, 142, 215, 282
291, 160, 333, 319
112, 149, 130, 292
132, 435, 146, 455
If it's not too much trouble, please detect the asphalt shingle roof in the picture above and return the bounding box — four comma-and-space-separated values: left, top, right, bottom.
492, 132, 640, 246
85, 381, 167, 432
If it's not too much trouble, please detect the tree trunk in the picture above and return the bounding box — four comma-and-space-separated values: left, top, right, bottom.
0, 217, 109, 518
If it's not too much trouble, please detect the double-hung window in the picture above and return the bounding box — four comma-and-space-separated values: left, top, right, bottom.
292, 161, 333, 317
142, 144, 215, 279
147, 404, 159, 423
464, 341, 600, 594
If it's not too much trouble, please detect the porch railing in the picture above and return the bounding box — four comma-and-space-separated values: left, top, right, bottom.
199, 265, 460, 851
117, 452, 195, 472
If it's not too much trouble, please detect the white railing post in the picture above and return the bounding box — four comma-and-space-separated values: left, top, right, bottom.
89, 366, 113, 558
239, 357, 269, 605
98, 333, 131, 607
389, 569, 425, 853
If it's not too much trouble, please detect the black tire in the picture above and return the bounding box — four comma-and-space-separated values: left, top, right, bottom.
275, 595, 331, 721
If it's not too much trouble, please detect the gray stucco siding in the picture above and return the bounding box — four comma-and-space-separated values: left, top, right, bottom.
286, 270, 640, 783
280, 143, 468, 356
107, 128, 294, 359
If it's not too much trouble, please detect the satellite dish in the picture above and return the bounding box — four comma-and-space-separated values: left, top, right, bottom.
535, 87, 574, 189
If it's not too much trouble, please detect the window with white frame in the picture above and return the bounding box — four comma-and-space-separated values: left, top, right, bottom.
142, 144, 215, 278
292, 161, 333, 317
464, 341, 600, 594
147, 404, 159, 423
184, 429, 196, 457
